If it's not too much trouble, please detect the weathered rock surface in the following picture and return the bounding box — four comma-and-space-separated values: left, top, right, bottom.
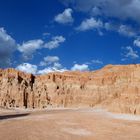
0, 64, 140, 114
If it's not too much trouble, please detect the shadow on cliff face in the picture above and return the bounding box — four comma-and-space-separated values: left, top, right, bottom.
0, 113, 29, 120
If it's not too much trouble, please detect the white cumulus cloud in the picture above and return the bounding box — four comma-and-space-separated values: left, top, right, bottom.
118, 25, 136, 37
71, 64, 89, 71
16, 63, 38, 74
37, 67, 66, 74
105, 22, 137, 37
44, 36, 65, 49
61, 0, 140, 23
122, 46, 139, 60
54, 8, 74, 24
18, 36, 65, 60
134, 38, 140, 47
16, 62, 67, 75
39, 55, 66, 74
18, 39, 44, 60
76, 17, 103, 31
40, 56, 60, 66
0, 28, 17, 67
38, 62, 67, 74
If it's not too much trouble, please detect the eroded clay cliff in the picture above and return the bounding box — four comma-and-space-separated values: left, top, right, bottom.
0, 64, 140, 114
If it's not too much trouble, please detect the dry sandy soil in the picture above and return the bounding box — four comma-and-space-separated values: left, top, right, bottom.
0, 108, 140, 140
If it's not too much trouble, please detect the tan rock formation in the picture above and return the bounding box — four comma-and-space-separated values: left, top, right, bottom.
0, 64, 140, 114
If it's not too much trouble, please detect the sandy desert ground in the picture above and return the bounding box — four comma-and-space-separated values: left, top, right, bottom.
0, 108, 140, 140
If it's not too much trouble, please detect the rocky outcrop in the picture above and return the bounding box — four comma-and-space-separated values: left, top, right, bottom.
1, 64, 140, 114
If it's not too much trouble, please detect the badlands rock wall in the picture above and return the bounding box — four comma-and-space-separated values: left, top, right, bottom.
0, 64, 140, 114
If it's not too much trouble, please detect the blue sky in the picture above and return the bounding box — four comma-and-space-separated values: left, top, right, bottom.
0, 0, 140, 74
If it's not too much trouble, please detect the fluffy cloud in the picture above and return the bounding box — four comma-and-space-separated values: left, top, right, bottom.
0, 27, 66, 65
134, 38, 140, 47
104, 22, 115, 31
16, 62, 67, 75
0, 28, 17, 67
0, 28, 65, 67
118, 25, 136, 37
38, 61, 67, 74
76, 17, 103, 31
53, 62, 62, 69
18, 36, 65, 60
54, 8, 74, 24
38, 55, 66, 74
91, 6, 102, 16
71, 64, 89, 71
60, 0, 140, 38
122, 46, 139, 60
60, 0, 140, 23
40, 56, 59, 66
16, 63, 37, 74
38, 66, 66, 74
16, 54, 67, 75
76, 18, 137, 37
18, 39, 44, 60
44, 36, 65, 49
105, 22, 137, 37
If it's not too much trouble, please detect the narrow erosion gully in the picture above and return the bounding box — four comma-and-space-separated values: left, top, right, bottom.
23, 74, 35, 109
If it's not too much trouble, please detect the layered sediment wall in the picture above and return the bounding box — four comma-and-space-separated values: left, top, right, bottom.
0, 64, 140, 114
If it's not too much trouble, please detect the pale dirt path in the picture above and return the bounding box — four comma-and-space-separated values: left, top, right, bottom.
0, 108, 140, 140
